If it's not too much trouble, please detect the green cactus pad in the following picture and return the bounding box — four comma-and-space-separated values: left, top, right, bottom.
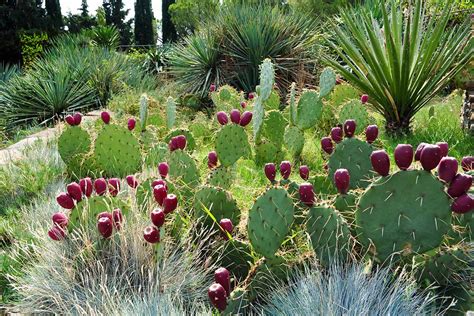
164, 128, 196, 152
137, 128, 158, 151
194, 186, 240, 228
263, 110, 287, 146
165, 96, 176, 129
356, 170, 452, 263
168, 150, 200, 192
223, 288, 249, 316
309, 174, 337, 195
207, 166, 234, 189
334, 192, 358, 230
58, 126, 92, 176
284, 125, 305, 157
248, 188, 294, 258
93, 124, 142, 177
219, 239, 254, 281
296, 90, 323, 130
319, 67, 336, 98
144, 142, 168, 168
255, 140, 283, 166
246, 256, 290, 301
338, 100, 369, 133
264, 90, 280, 110
281, 180, 306, 226
211, 85, 241, 112
216, 124, 251, 167
328, 83, 359, 107
306, 205, 351, 267
328, 137, 374, 189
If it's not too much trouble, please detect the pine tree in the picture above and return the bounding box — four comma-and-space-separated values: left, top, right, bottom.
102, 0, 133, 46
134, 0, 155, 46
162, 0, 177, 43
45, 0, 63, 32
80, 0, 89, 18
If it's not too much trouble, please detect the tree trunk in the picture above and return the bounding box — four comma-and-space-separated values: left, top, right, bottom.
162, 0, 177, 43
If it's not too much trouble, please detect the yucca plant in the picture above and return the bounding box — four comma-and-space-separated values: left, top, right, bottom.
90, 25, 120, 50
0, 63, 20, 83
324, 0, 472, 134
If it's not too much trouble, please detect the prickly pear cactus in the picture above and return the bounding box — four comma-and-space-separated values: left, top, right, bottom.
295, 90, 323, 130
164, 128, 196, 152
248, 188, 294, 258
339, 100, 369, 133
328, 137, 374, 189
58, 126, 92, 176
144, 142, 168, 168
211, 85, 242, 113
306, 205, 351, 267
328, 83, 359, 107
356, 170, 452, 263
216, 124, 251, 167
165, 96, 176, 129
288, 82, 297, 125
319, 67, 336, 98
253, 59, 275, 140
309, 174, 337, 195
139, 94, 148, 131
219, 239, 254, 281
168, 150, 200, 192
207, 166, 234, 189
223, 287, 249, 316
284, 125, 305, 157
93, 124, 142, 177
263, 90, 280, 110
193, 186, 240, 228
262, 110, 286, 145
255, 140, 284, 166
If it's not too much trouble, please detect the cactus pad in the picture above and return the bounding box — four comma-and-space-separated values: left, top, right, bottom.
296, 90, 323, 130
264, 90, 280, 110
194, 186, 240, 228
58, 126, 91, 164
338, 100, 369, 133
328, 137, 374, 189
309, 174, 337, 195
284, 125, 305, 157
224, 288, 249, 316
289, 82, 297, 125
93, 124, 142, 177
144, 142, 168, 168
211, 85, 241, 112
263, 110, 287, 146
164, 128, 196, 152
207, 166, 234, 189
255, 140, 283, 166
248, 188, 294, 258
165, 96, 176, 129
319, 67, 336, 98
219, 239, 254, 281
245, 256, 290, 301
356, 170, 452, 263
168, 150, 200, 192
328, 83, 359, 107
216, 124, 251, 167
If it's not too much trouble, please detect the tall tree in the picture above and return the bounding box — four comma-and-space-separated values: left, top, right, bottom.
162, 0, 177, 43
45, 0, 63, 32
134, 0, 155, 46
65, 0, 95, 33
103, 0, 133, 46
80, 0, 89, 18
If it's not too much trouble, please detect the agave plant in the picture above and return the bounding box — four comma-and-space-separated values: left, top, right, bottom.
324, 0, 471, 134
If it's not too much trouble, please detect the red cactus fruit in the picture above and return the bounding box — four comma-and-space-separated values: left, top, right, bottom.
280, 161, 291, 180
152, 179, 168, 190
330, 127, 343, 143
414, 143, 427, 161
360, 94, 369, 104
343, 120, 356, 138
98, 211, 113, 221
208, 151, 218, 169
420, 144, 442, 171
214, 267, 231, 296
158, 162, 169, 178
97, 217, 113, 238
101, 111, 111, 124
370, 150, 390, 176
240, 101, 247, 108
94, 178, 108, 196
208, 283, 228, 311
451, 194, 474, 214
239, 111, 253, 127
108, 178, 121, 197
73, 112, 82, 125
336, 77, 342, 85
299, 165, 310, 180
436, 142, 449, 157
79, 177, 93, 197
216, 111, 229, 125
56, 192, 75, 209
321, 137, 334, 154
163, 194, 178, 214
52, 212, 68, 228
151, 208, 166, 228
334, 169, 350, 194
264, 163, 276, 182
153, 185, 167, 205
219, 218, 233, 240
210, 84, 216, 92
143, 226, 160, 243
299, 183, 315, 206
461, 156, 474, 171
230, 109, 241, 124
248, 92, 255, 100
126, 175, 138, 189
112, 208, 123, 230
394, 144, 413, 170
168, 137, 178, 151
48, 226, 66, 241
438, 157, 458, 183
447, 174, 472, 198
65, 115, 75, 126
175, 135, 187, 150
127, 118, 136, 131
66, 182, 83, 202
365, 125, 378, 144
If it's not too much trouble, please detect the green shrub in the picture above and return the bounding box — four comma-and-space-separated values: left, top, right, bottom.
19, 32, 48, 68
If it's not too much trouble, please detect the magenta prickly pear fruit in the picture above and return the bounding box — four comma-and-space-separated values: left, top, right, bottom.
299, 183, 315, 206
451, 194, 474, 214
97, 217, 113, 238
321, 137, 334, 154
143, 226, 160, 243
48, 226, 65, 241
280, 161, 291, 180
151, 208, 166, 228
56, 192, 75, 209
152, 179, 168, 190
230, 109, 241, 124
175, 135, 187, 150
394, 144, 413, 170
330, 127, 343, 143
239, 111, 253, 127
447, 174, 472, 198
214, 267, 231, 296
343, 120, 356, 138
436, 142, 448, 157
370, 150, 390, 176
127, 118, 136, 131
336, 77, 342, 85
158, 162, 169, 178
208, 283, 228, 311
65, 115, 75, 126
94, 178, 107, 196
461, 156, 474, 171
360, 94, 369, 104
79, 177, 93, 197
210, 84, 216, 92
334, 169, 350, 194
66, 182, 83, 202
240, 101, 247, 108
264, 163, 276, 182
248, 92, 255, 100
299, 165, 310, 180
415, 143, 427, 161
153, 184, 167, 205
108, 178, 121, 197
216, 111, 229, 125
101, 111, 110, 124
365, 125, 378, 144
98, 211, 113, 221
219, 218, 233, 240
208, 151, 218, 169
163, 194, 178, 214
438, 157, 458, 183
73, 112, 82, 125
126, 175, 138, 188
112, 208, 123, 230
420, 144, 442, 171
52, 212, 68, 228
168, 137, 178, 151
